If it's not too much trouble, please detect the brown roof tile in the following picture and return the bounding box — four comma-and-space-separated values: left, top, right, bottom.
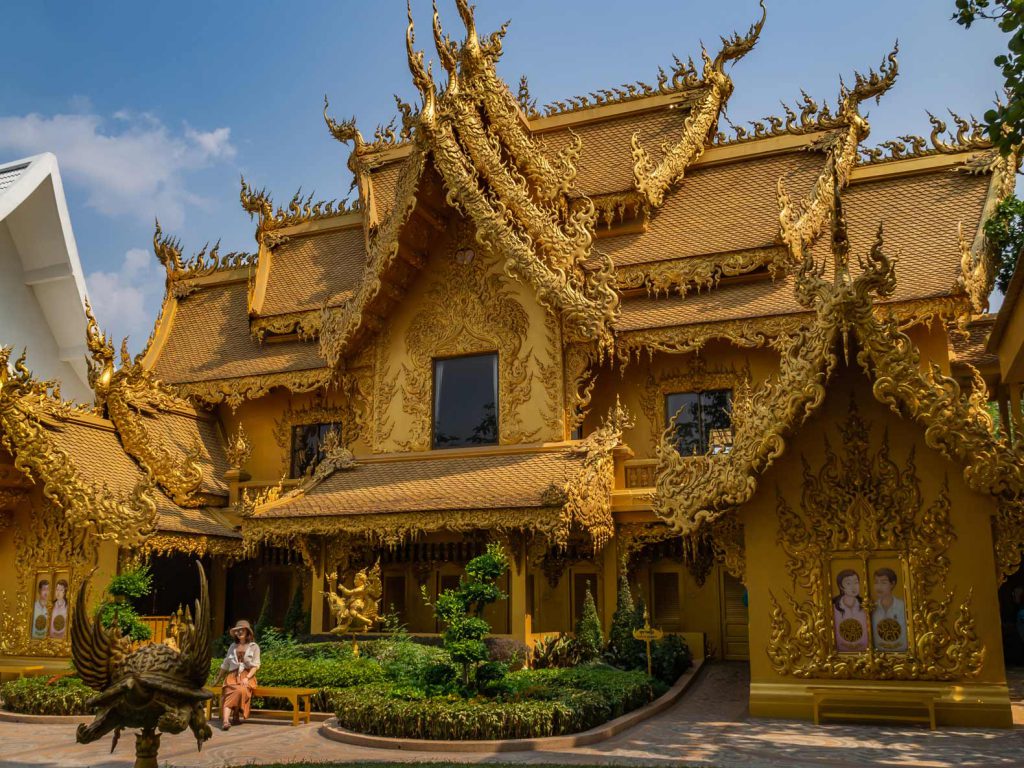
616, 167, 990, 332
952, 314, 999, 371
598, 150, 823, 267
542, 109, 686, 197
370, 161, 405, 222
142, 409, 230, 496
46, 417, 238, 537
260, 226, 366, 317
151, 280, 325, 385
255, 448, 585, 518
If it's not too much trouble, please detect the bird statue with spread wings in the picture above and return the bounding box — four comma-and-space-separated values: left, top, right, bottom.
72, 562, 213, 768
326, 561, 383, 634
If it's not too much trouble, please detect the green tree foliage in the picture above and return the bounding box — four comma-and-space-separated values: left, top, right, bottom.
283, 582, 308, 637
573, 581, 603, 662
426, 542, 509, 692
96, 564, 153, 642
954, 0, 1024, 155
984, 195, 1024, 292
604, 575, 645, 668
254, 584, 273, 638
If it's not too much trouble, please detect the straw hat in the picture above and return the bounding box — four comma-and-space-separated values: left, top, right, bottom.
229, 619, 254, 640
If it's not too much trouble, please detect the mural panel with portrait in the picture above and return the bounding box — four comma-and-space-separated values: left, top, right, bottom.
49, 570, 70, 640
830, 560, 869, 653
30, 572, 51, 641
869, 558, 909, 653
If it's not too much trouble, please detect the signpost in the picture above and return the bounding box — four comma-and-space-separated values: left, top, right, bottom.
632, 607, 664, 677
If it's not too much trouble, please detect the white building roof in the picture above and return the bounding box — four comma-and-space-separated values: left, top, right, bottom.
0, 153, 92, 401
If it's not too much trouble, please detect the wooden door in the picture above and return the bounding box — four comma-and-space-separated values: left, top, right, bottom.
719, 571, 749, 660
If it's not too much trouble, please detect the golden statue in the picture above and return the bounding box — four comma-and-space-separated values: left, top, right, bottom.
72, 563, 213, 768
326, 562, 382, 634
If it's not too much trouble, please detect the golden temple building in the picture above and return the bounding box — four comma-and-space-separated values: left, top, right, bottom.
3, 1, 1024, 727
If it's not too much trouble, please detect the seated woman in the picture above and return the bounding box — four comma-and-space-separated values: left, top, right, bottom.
213, 620, 261, 730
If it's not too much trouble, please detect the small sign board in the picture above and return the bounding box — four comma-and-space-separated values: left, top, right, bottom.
633, 608, 664, 676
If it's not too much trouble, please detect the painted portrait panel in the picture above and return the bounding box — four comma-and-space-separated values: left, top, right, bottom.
31, 572, 51, 641
49, 570, 70, 640
830, 560, 868, 653
869, 558, 909, 653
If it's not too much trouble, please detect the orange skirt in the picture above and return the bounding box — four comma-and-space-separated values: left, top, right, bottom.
222, 672, 257, 719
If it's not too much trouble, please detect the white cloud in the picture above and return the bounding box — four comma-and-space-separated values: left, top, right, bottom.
0, 111, 236, 229
85, 248, 166, 351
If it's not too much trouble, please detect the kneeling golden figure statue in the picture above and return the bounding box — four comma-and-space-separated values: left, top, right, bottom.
72, 563, 214, 768
326, 561, 382, 635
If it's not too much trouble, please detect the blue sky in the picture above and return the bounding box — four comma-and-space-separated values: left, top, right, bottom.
0, 0, 1012, 348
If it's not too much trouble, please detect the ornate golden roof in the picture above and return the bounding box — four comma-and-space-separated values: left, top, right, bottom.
0, 347, 238, 547
246, 404, 630, 551
653, 175, 1024, 546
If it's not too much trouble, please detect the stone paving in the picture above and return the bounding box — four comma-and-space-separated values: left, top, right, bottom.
2, 663, 1023, 768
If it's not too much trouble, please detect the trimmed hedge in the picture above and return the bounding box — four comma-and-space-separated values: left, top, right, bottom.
331, 666, 665, 740
0, 676, 93, 716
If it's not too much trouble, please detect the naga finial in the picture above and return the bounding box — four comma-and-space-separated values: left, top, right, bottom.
153, 219, 184, 275
323, 95, 363, 148
711, 0, 767, 72
84, 300, 115, 395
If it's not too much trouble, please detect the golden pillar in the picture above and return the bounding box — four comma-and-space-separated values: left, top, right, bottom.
309, 539, 327, 635
508, 539, 528, 642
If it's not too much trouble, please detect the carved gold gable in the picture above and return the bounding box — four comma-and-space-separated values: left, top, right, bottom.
766, 399, 984, 681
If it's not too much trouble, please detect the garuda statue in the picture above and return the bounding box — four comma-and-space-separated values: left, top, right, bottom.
326, 561, 382, 634
72, 563, 213, 768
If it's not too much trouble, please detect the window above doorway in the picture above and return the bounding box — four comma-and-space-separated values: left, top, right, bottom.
290, 422, 342, 478
433, 353, 498, 449
665, 389, 733, 456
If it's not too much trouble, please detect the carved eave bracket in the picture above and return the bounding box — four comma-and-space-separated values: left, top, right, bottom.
631, 0, 766, 210
0, 346, 158, 547
654, 178, 1024, 559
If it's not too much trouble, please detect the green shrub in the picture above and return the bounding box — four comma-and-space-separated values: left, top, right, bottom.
484, 637, 529, 671
573, 581, 603, 662
531, 633, 580, 669
331, 666, 661, 740
604, 575, 644, 669
254, 586, 273, 639
650, 634, 692, 685
95, 564, 153, 642
0, 676, 93, 715
282, 583, 308, 637
362, 632, 450, 688
426, 543, 509, 693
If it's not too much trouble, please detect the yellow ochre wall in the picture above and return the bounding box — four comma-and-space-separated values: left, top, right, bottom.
741, 372, 1010, 727
0, 487, 119, 671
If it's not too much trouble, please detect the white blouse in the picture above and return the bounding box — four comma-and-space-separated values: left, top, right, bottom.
220, 642, 261, 673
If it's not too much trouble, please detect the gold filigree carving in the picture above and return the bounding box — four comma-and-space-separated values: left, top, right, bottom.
152, 221, 256, 285
85, 304, 208, 506
173, 368, 334, 411
272, 396, 351, 475
225, 424, 251, 472
638, 359, 750, 451
405, 1, 619, 351
239, 179, 360, 247
138, 533, 243, 560
0, 347, 157, 546
564, 342, 599, 435
777, 48, 899, 267
0, 499, 98, 657
615, 247, 788, 295
631, 1, 765, 209
766, 402, 984, 680
993, 500, 1024, 583
653, 166, 1024, 556
397, 250, 545, 450
557, 402, 632, 551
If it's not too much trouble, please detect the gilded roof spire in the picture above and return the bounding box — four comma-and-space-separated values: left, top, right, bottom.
631, 0, 766, 208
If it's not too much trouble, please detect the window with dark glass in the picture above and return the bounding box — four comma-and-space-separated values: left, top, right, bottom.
289, 422, 342, 478
652, 571, 682, 630
433, 353, 498, 448
665, 389, 733, 455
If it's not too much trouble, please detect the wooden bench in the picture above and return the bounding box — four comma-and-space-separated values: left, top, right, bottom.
204, 685, 316, 727
0, 665, 44, 682
809, 686, 937, 729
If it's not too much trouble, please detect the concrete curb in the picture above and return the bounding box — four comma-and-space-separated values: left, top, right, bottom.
0, 709, 91, 725
319, 658, 705, 752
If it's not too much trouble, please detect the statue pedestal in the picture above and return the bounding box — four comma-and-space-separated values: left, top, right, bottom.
134, 728, 161, 768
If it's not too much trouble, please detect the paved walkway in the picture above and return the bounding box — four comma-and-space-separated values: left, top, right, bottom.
2, 664, 1023, 768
